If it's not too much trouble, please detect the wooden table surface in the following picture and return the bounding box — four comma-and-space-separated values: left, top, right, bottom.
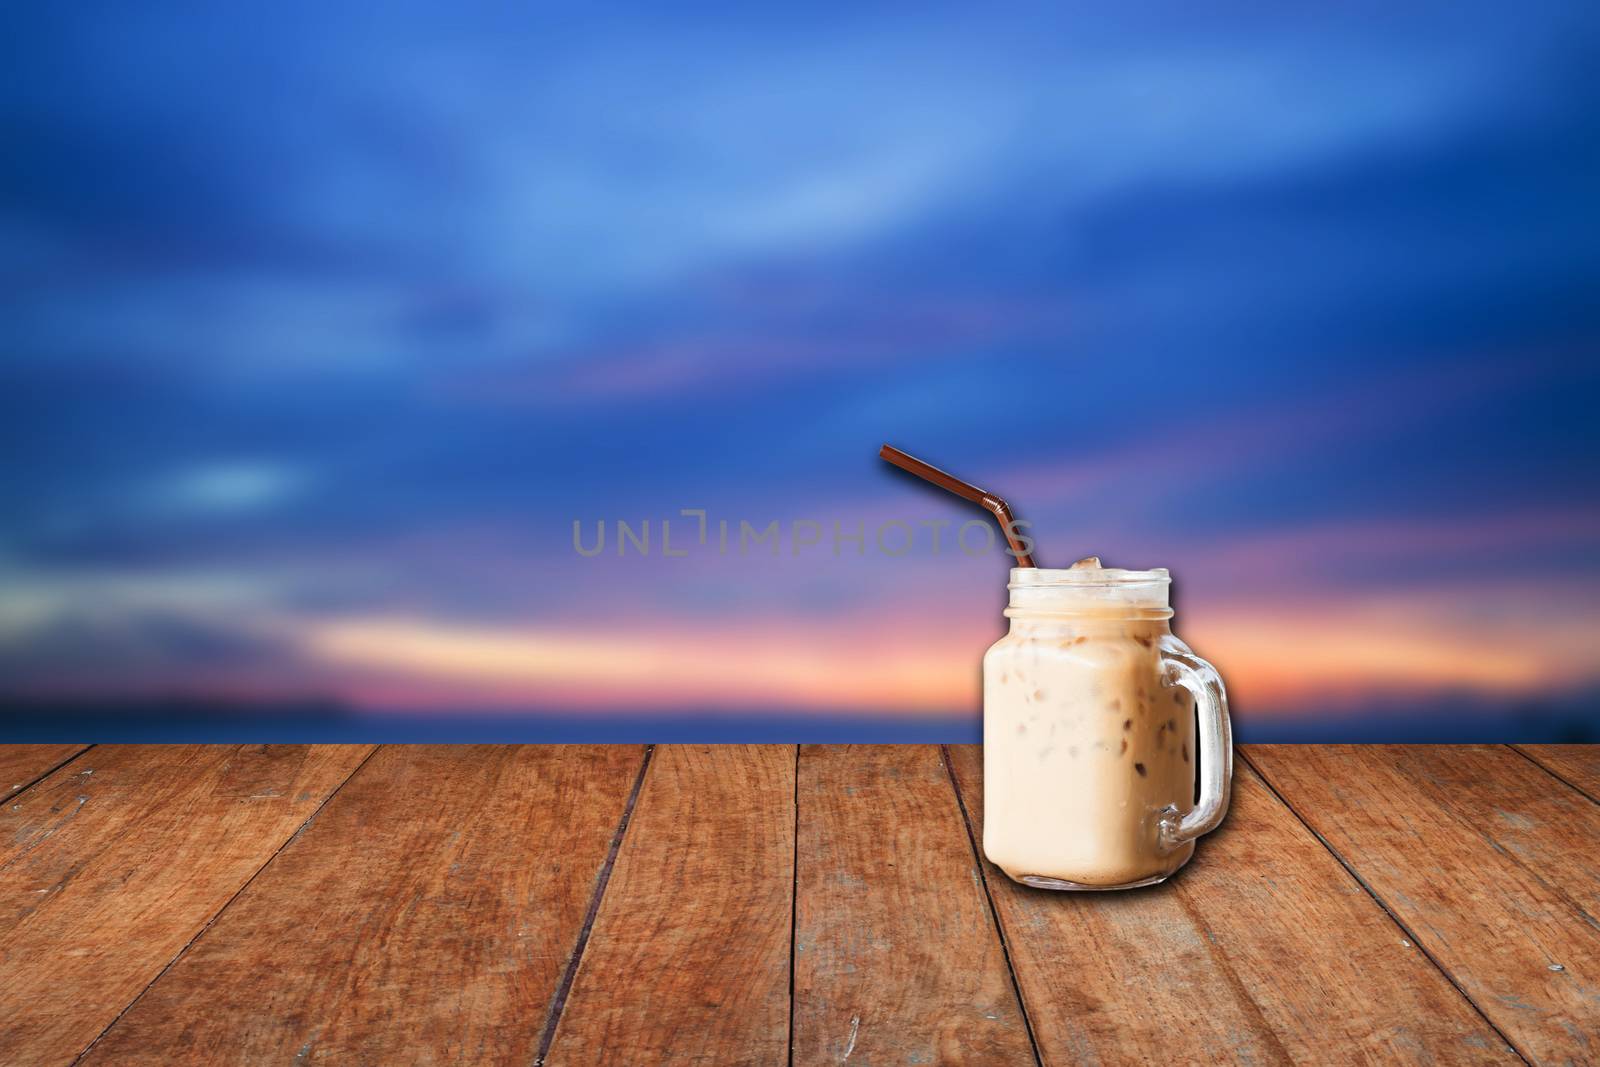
2, 744, 1597, 1065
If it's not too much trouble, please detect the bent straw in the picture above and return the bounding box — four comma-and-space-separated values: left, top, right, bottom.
878, 444, 1036, 567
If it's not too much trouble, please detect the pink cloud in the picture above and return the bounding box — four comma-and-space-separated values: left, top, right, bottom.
290, 563, 1600, 716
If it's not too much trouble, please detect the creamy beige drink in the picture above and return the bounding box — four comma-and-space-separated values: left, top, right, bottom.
983, 559, 1228, 889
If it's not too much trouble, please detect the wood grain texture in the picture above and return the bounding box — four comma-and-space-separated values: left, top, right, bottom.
1247, 743, 1600, 1065
792, 745, 1034, 1066
1515, 743, 1600, 803
1, 745, 88, 798
545, 744, 794, 1067
0, 744, 372, 1066
947, 745, 1514, 1065
79, 745, 643, 1067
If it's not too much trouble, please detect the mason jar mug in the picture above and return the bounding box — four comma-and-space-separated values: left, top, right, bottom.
982, 566, 1231, 889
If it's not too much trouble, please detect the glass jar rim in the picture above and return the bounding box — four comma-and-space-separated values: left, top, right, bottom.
1006, 566, 1173, 618
1008, 566, 1170, 589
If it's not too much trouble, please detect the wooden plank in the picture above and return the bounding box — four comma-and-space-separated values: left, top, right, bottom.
0, 744, 372, 1065
1247, 744, 1600, 1065
1514, 743, 1600, 803
544, 744, 794, 1066
947, 744, 1513, 1065
792, 745, 1034, 1065
79, 745, 644, 1067
1, 744, 88, 798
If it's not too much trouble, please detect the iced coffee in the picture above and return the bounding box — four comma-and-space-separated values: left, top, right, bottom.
983, 559, 1230, 889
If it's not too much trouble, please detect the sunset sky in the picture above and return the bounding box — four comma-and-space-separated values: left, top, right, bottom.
2, 4, 1598, 739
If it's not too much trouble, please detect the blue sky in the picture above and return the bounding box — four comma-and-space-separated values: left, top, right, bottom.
2, 4, 1598, 738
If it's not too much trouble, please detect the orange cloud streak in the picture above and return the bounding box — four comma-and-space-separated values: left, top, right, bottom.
303, 615, 977, 713
299, 575, 1600, 714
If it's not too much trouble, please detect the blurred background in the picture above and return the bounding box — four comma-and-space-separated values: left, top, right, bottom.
2, 4, 1597, 741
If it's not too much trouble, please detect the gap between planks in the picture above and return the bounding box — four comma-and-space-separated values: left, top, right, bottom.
1236, 748, 1532, 1066
67, 745, 383, 1067
5, 745, 94, 803
533, 744, 657, 1067
938, 744, 1045, 1067
787, 744, 800, 1067
1506, 744, 1600, 807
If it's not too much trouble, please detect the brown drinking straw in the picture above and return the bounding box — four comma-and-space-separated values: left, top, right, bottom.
878, 444, 1036, 567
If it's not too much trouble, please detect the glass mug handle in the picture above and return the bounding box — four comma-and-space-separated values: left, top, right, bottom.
1157, 643, 1233, 851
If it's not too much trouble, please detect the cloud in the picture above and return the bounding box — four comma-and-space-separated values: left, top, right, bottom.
147, 461, 308, 515
0, 593, 307, 702
1187, 576, 1600, 707
296, 612, 973, 714
287, 560, 1600, 716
